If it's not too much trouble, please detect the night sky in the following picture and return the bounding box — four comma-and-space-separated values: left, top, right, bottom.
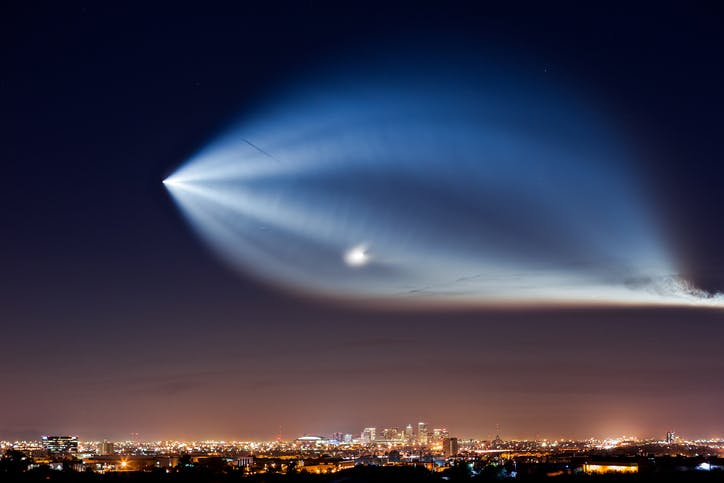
2, 3, 724, 442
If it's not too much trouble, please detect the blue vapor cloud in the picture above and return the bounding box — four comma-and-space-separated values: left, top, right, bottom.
164, 60, 723, 308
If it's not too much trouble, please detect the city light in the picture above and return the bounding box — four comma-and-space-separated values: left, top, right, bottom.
4, 428, 722, 476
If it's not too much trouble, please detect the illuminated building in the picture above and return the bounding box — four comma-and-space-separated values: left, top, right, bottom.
296, 435, 326, 447
98, 441, 114, 456
382, 427, 402, 442
361, 428, 376, 444
666, 431, 675, 444
298, 461, 337, 474
42, 436, 78, 454
432, 428, 448, 443
442, 437, 459, 458
417, 422, 428, 445
583, 462, 638, 474
405, 424, 414, 443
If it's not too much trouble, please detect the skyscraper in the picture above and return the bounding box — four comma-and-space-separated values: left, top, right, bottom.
382, 427, 401, 442
432, 428, 448, 443
98, 441, 114, 456
405, 424, 414, 443
417, 422, 428, 445
361, 427, 376, 444
442, 437, 459, 458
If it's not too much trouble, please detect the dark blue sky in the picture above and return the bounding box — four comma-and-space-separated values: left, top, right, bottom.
2, 2, 723, 441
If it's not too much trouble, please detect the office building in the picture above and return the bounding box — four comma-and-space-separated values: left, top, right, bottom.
405, 424, 414, 443
361, 427, 376, 444
42, 436, 78, 454
417, 422, 428, 445
98, 441, 114, 455
442, 437, 459, 458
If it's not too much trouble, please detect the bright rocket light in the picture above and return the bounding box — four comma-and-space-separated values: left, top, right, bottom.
345, 245, 369, 267
163, 57, 724, 308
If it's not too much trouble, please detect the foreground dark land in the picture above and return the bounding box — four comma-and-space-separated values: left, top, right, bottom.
1, 466, 722, 483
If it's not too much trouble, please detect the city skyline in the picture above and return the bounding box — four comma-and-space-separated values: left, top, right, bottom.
5, 429, 721, 477
3, 2, 723, 450
4, 416, 721, 444
5, 428, 720, 448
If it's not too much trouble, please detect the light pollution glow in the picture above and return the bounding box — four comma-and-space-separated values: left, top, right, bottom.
164, 59, 724, 308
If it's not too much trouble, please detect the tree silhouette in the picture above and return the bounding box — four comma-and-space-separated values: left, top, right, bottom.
0, 449, 31, 474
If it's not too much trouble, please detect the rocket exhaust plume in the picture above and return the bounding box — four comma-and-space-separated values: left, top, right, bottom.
164, 56, 723, 309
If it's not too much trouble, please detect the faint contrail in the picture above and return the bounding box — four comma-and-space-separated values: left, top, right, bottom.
241, 138, 281, 163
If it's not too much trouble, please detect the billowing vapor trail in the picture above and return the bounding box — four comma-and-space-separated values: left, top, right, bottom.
163, 58, 723, 309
